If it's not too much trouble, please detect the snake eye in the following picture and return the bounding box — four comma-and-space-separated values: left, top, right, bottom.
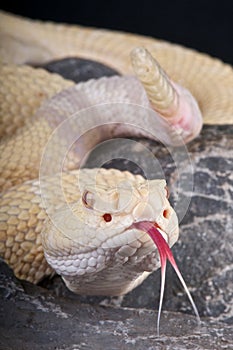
103, 213, 112, 222
82, 190, 95, 209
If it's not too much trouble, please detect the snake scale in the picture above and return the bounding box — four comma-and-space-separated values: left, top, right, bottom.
0, 11, 233, 304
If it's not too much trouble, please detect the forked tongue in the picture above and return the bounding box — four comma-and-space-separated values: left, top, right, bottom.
136, 221, 200, 335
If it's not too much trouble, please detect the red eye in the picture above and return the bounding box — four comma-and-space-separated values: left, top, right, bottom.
103, 213, 112, 222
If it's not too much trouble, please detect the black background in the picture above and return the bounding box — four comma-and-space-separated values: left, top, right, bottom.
1, 0, 233, 65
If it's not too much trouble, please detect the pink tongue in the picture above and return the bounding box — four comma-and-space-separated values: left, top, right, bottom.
136, 221, 200, 335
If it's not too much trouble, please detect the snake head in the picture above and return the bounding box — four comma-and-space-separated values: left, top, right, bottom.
41, 169, 178, 296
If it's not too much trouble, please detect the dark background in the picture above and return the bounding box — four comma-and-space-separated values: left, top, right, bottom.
1, 1, 233, 64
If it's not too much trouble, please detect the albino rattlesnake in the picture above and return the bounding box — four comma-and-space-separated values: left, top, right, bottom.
0, 11, 232, 327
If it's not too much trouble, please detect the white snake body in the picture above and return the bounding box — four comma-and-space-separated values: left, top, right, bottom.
0, 11, 232, 298
0, 68, 178, 294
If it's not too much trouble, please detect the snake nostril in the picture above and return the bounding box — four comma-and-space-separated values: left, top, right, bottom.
163, 209, 170, 219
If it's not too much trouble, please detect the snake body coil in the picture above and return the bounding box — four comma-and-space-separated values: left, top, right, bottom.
0, 11, 232, 296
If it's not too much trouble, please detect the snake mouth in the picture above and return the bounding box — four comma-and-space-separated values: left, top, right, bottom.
131, 221, 168, 241
131, 220, 200, 335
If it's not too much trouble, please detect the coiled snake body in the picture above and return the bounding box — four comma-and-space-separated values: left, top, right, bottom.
0, 11, 232, 298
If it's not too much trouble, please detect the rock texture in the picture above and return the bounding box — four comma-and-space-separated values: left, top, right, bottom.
40, 57, 120, 83
0, 260, 233, 350
0, 59, 232, 349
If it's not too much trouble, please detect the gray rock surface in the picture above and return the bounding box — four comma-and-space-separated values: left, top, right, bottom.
0, 260, 233, 350
40, 57, 120, 83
